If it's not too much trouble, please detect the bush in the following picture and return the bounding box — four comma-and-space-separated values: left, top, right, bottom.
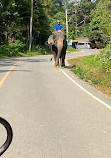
67, 46, 76, 52
9, 40, 28, 55
32, 45, 51, 54
0, 40, 28, 57
0, 42, 51, 58
100, 44, 111, 74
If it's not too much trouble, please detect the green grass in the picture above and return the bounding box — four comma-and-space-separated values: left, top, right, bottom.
17, 51, 46, 57
0, 51, 43, 58
0, 50, 50, 58
68, 54, 111, 96
67, 46, 78, 53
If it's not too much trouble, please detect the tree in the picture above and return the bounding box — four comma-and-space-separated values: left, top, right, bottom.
88, 0, 111, 48
0, 0, 31, 44
64, 0, 92, 39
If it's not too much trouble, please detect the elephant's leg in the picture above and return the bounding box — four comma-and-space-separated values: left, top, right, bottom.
53, 52, 56, 61
60, 58, 63, 67
62, 58, 65, 67
55, 58, 59, 67
52, 46, 59, 67
54, 51, 59, 67
61, 52, 66, 67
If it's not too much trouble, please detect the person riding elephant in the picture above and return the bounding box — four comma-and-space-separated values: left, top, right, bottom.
48, 30, 67, 67
54, 20, 63, 32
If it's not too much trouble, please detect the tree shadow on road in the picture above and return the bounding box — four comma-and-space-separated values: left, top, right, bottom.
22, 58, 49, 63
0, 58, 19, 67
0, 70, 30, 73
0, 58, 49, 68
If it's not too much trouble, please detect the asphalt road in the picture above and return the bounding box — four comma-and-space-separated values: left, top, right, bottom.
0, 49, 111, 158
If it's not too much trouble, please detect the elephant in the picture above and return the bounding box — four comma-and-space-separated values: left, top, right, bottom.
48, 31, 67, 67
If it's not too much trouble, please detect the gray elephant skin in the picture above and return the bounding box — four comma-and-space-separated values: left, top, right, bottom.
48, 31, 67, 67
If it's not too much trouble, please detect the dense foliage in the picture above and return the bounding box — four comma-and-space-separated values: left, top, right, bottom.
100, 44, 111, 74
0, 0, 111, 49
88, 0, 111, 48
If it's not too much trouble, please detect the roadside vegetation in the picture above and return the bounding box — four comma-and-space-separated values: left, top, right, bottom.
0, 40, 51, 58
1, 0, 111, 52
67, 46, 77, 53
68, 45, 111, 96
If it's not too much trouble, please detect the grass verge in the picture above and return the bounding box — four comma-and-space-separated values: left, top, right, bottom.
67, 46, 79, 53
0, 51, 46, 58
68, 54, 111, 97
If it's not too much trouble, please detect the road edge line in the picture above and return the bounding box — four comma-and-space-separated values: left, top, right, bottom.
60, 68, 111, 110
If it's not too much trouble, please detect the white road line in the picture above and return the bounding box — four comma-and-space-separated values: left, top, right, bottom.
60, 68, 111, 110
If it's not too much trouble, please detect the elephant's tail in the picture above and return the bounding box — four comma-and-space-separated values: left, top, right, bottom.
50, 56, 53, 61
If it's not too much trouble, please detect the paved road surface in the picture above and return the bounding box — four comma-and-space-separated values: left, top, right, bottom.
0, 50, 111, 158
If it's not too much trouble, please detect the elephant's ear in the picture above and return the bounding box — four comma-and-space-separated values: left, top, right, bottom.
45, 41, 48, 46
48, 35, 54, 45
